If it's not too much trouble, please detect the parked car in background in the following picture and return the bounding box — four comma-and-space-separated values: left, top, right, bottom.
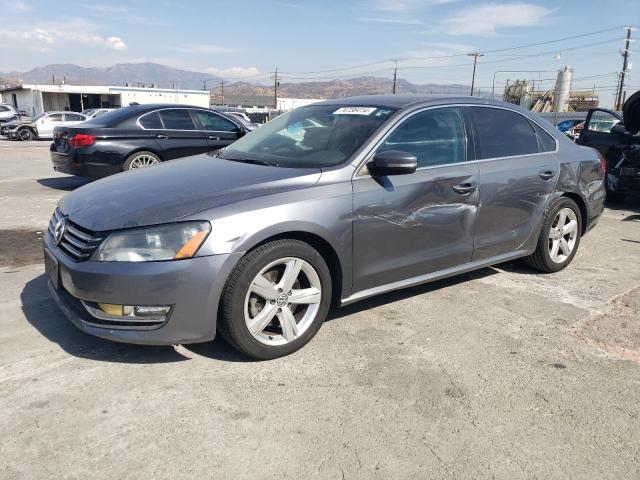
0, 104, 20, 123
213, 110, 258, 131
50, 104, 250, 178
556, 119, 583, 133
82, 108, 117, 119
43, 95, 605, 359
576, 90, 639, 199
1, 111, 88, 141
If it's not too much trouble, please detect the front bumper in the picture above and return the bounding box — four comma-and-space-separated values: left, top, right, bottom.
43, 232, 242, 345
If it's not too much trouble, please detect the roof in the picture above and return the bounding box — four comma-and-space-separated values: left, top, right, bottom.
315, 94, 509, 109
0, 84, 209, 95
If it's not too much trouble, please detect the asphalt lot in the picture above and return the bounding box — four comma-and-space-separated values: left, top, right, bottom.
1, 139, 639, 479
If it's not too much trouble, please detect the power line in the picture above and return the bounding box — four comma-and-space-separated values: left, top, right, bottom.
480, 26, 625, 54
278, 25, 627, 76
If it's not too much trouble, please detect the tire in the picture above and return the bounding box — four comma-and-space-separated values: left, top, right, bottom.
524, 197, 582, 273
122, 151, 161, 171
18, 128, 34, 141
219, 239, 332, 360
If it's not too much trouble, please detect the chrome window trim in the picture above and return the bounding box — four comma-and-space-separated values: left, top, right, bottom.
136, 107, 242, 133
353, 103, 559, 179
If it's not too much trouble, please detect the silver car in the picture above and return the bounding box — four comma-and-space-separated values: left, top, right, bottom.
43, 95, 606, 359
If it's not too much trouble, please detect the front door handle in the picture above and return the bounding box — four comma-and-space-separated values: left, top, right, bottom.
156, 134, 168, 139
208, 135, 220, 140
539, 170, 556, 180
451, 182, 477, 194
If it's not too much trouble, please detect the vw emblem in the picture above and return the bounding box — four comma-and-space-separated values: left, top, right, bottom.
276, 293, 288, 307
53, 216, 67, 245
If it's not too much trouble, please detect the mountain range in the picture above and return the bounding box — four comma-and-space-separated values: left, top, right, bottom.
0, 62, 470, 98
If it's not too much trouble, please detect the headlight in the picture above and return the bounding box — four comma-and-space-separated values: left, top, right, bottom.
92, 221, 211, 262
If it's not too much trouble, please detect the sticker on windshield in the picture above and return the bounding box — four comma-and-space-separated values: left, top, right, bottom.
332, 107, 377, 115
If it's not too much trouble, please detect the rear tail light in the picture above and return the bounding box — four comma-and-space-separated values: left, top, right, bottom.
68, 133, 96, 148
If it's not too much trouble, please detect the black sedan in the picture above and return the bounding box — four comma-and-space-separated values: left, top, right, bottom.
50, 104, 249, 178
576, 90, 640, 199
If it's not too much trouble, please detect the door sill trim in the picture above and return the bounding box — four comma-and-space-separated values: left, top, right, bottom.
340, 249, 530, 306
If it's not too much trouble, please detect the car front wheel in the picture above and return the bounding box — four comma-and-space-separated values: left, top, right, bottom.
219, 239, 332, 360
524, 196, 582, 273
18, 128, 34, 141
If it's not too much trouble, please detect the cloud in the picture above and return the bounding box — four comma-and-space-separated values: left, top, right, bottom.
444, 3, 554, 36
0, 19, 128, 51
361, 0, 454, 25
277, 1, 305, 7
88, 4, 128, 13
357, 16, 423, 25
369, 0, 455, 13
105, 36, 127, 50
205, 66, 262, 79
174, 43, 238, 54
0, 0, 31, 12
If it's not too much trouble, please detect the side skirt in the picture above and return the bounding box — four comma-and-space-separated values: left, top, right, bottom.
340, 249, 531, 306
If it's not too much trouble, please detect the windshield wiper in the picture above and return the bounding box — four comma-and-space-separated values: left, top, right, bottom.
224, 157, 278, 167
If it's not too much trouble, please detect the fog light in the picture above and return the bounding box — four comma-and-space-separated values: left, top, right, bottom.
83, 301, 171, 322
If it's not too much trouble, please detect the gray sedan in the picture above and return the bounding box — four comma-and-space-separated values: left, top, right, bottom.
43, 95, 606, 359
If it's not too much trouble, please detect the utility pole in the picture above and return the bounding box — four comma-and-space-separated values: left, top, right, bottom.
220, 79, 224, 106
615, 26, 633, 110
468, 52, 483, 96
202, 79, 207, 91
271, 68, 280, 110
392, 61, 398, 94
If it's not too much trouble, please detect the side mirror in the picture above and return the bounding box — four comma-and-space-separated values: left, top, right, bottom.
368, 150, 417, 176
611, 123, 627, 135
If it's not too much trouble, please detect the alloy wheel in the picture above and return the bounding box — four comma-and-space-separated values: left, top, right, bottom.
548, 207, 578, 263
244, 257, 322, 346
128, 154, 159, 169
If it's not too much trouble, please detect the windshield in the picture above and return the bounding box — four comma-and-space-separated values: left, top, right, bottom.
223, 104, 397, 167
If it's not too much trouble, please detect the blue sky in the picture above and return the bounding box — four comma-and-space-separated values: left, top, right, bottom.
0, 0, 637, 107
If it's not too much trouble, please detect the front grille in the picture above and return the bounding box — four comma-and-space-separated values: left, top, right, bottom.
48, 208, 103, 261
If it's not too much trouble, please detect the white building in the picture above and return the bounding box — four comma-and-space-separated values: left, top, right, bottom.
0, 84, 210, 116
276, 97, 324, 111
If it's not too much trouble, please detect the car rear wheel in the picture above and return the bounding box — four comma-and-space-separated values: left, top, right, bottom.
524, 197, 582, 273
123, 151, 161, 171
18, 128, 34, 141
219, 239, 332, 360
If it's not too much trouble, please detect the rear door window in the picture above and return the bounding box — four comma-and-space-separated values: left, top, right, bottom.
377, 107, 466, 168
191, 110, 238, 132
64, 113, 84, 121
470, 107, 539, 159
586, 110, 621, 133
139, 111, 163, 129
160, 109, 195, 130
530, 121, 556, 152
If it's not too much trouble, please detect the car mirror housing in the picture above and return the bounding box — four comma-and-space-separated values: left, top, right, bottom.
368, 150, 418, 176
611, 123, 627, 135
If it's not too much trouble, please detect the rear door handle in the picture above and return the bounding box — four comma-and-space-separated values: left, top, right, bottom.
156, 134, 168, 139
208, 135, 220, 140
451, 182, 477, 194
539, 170, 556, 180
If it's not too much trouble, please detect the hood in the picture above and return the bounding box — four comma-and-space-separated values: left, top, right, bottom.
59, 155, 322, 231
623, 89, 640, 135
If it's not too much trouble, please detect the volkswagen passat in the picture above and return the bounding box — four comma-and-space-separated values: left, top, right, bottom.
43, 95, 605, 359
